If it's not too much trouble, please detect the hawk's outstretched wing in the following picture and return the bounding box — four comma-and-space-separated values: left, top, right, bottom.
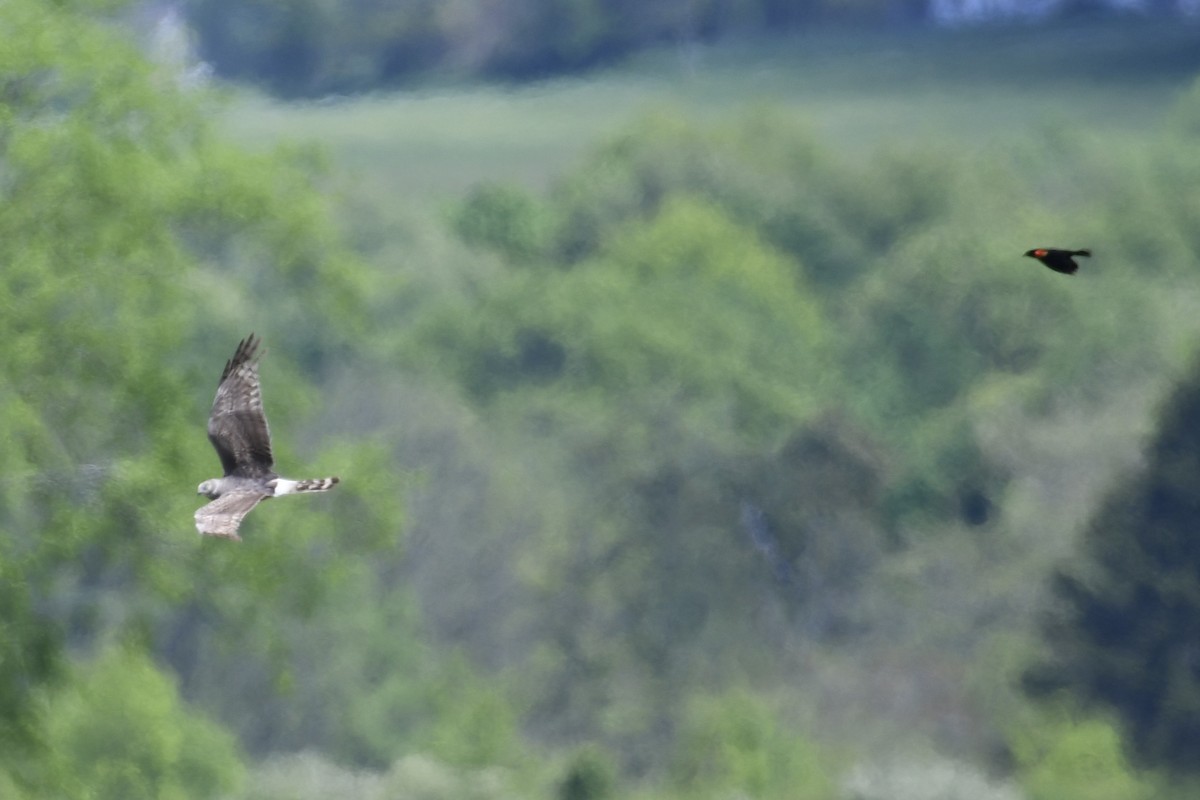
194, 491, 267, 540
207, 334, 274, 478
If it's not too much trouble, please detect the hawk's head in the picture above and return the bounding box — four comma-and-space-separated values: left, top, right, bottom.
197, 479, 221, 499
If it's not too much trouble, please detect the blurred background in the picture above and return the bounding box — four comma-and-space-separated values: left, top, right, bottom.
5, 0, 1200, 798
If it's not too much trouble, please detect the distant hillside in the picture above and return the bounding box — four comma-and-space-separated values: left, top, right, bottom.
222, 19, 1200, 199
175, 0, 1200, 97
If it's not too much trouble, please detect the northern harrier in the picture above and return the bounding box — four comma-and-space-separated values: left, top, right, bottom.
195, 334, 339, 540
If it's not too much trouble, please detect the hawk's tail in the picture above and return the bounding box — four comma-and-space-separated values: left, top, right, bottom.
272, 476, 339, 496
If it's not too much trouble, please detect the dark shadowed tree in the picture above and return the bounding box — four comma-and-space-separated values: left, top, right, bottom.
1025, 355, 1200, 774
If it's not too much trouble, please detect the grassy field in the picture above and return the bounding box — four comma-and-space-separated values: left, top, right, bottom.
221, 17, 1200, 200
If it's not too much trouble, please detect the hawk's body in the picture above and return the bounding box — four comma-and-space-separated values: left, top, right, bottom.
195, 334, 338, 540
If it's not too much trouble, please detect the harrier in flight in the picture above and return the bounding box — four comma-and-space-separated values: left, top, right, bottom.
195, 334, 339, 540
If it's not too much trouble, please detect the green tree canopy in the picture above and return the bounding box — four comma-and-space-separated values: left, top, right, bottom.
41, 645, 244, 800
0, 0, 402, 779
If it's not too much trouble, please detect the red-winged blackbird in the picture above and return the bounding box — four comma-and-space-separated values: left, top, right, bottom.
1024, 247, 1091, 275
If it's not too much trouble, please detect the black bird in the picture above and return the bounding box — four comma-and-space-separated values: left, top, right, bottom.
1024, 247, 1090, 275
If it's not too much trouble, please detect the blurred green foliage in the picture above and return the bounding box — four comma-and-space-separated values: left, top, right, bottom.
40, 645, 244, 800
669, 689, 835, 800
0, 0, 462, 791
7, 1, 1200, 798
454, 183, 552, 267
409, 72, 1200, 795
1009, 711, 1156, 800
557, 746, 617, 800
